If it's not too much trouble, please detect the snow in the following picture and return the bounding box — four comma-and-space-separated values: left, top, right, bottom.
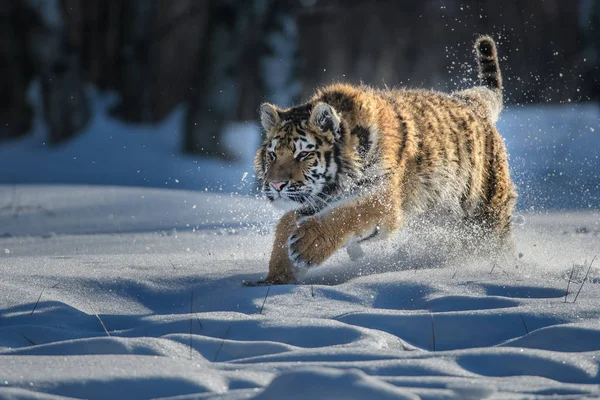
0, 84, 261, 193
1, 185, 599, 399
497, 103, 600, 210
0, 84, 599, 398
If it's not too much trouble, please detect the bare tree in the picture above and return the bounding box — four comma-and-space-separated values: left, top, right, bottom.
257, 0, 302, 109
0, 0, 34, 141
110, 0, 157, 122
184, 0, 252, 158
184, 0, 301, 157
584, 0, 600, 102
25, 0, 90, 144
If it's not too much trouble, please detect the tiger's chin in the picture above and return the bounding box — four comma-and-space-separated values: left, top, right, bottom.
270, 197, 304, 212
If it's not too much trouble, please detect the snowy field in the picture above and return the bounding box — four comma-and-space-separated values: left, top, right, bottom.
0, 185, 599, 399
0, 86, 599, 398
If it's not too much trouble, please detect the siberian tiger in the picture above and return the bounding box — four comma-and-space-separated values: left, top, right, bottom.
249, 35, 516, 285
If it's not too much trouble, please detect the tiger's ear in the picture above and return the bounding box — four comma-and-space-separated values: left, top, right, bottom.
310, 103, 341, 139
260, 103, 280, 133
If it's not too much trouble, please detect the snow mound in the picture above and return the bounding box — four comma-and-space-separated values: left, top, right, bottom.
255, 368, 420, 400
0, 185, 599, 399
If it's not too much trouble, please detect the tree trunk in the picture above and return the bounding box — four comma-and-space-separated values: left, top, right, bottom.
587, 0, 600, 102
110, 0, 157, 122
257, 0, 301, 109
26, 0, 90, 144
0, 0, 34, 141
184, 0, 251, 158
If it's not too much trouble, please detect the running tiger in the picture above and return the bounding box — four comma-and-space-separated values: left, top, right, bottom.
249, 35, 516, 285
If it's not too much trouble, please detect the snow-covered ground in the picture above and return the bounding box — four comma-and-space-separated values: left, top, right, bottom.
0, 185, 599, 399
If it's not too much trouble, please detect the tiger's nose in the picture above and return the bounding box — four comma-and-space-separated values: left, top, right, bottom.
269, 181, 288, 191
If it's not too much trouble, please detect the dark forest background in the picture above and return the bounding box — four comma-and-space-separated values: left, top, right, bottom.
1, 0, 599, 159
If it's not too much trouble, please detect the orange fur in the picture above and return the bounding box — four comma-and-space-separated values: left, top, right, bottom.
253, 36, 516, 284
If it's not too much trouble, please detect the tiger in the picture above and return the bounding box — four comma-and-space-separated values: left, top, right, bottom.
248, 35, 516, 285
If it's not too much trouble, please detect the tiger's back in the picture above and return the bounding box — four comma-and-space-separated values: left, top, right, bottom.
311, 85, 514, 233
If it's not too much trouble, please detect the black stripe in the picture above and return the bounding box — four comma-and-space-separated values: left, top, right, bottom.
483, 76, 497, 88
481, 62, 496, 73
295, 127, 307, 137
259, 146, 266, 176
324, 151, 332, 170
485, 130, 497, 203
351, 126, 371, 159
333, 148, 342, 173
396, 113, 409, 164
336, 123, 347, 143
279, 104, 313, 121
477, 40, 494, 57
319, 91, 356, 114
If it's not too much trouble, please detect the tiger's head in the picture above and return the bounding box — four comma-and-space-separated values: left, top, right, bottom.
254, 102, 347, 212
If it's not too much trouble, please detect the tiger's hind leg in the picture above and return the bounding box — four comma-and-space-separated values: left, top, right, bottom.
477, 129, 517, 259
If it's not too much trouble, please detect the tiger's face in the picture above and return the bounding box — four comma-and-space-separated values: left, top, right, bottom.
254, 102, 343, 212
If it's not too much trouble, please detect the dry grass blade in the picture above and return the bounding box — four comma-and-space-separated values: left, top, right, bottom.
311, 284, 315, 297
86, 300, 110, 337
195, 315, 203, 329
189, 291, 194, 359
213, 326, 231, 362
565, 263, 576, 303
429, 313, 436, 352
30, 282, 60, 315
259, 284, 271, 314
12, 329, 36, 346
94, 312, 111, 337
30, 288, 45, 315
519, 314, 530, 334
572, 255, 597, 304
169, 259, 177, 270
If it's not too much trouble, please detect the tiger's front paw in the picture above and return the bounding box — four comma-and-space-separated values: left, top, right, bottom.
288, 217, 339, 270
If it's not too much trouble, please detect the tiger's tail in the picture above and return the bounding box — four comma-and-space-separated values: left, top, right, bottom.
457, 35, 504, 122
474, 35, 502, 95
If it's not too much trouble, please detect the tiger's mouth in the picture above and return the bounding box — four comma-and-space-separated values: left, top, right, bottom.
265, 185, 336, 215
264, 184, 319, 211
265, 188, 306, 202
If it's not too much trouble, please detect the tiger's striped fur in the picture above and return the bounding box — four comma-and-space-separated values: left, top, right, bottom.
251, 35, 516, 285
